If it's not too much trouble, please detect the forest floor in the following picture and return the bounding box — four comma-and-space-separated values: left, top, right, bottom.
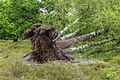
0, 40, 120, 80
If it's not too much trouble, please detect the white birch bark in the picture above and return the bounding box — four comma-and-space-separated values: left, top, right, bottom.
53, 18, 80, 42
57, 29, 105, 49
62, 37, 116, 53
60, 30, 79, 40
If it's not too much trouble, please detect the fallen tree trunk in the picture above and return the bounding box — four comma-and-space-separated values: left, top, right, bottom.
53, 18, 80, 42
22, 23, 110, 63
61, 37, 118, 53
60, 30, 79, 40
57, 29, 105, 49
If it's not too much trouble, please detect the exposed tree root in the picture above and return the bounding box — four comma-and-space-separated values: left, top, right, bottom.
22, 22, 118, 63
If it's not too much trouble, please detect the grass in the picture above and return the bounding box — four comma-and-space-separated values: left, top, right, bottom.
0, 40, 120, 80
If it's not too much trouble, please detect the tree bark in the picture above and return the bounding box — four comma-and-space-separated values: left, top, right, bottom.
60, 30, 79, 40
56, 29, 105, 49
61, 37, 118, 53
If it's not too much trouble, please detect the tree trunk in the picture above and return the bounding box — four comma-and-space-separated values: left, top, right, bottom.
61, 37, 115, 53
22, 23, 110, 63
56, 29, 105, 49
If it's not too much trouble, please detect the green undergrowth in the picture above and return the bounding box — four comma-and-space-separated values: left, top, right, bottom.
0, 40, 120, 80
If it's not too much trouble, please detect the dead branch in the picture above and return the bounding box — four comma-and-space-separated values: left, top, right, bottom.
0, 39, 23, 53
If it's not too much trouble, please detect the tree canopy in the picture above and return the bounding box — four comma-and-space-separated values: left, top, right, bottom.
0, 0, 120, 40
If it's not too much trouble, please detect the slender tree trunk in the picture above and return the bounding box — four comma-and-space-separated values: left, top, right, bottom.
60, 30, 79, 40
57, 29, 105, 49
61, 37, 116, 53
53, 18, 80, 42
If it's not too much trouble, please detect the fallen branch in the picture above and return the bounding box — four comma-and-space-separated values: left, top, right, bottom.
0, 39, 23, 53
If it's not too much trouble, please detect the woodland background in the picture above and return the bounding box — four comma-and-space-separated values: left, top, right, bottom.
0, 0, 120, 80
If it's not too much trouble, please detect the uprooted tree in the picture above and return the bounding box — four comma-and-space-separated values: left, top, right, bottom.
22, 19, 119, 63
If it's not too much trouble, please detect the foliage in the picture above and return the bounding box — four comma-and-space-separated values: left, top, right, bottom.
0, 0, 120, 41
103, 67, 117, 80
0, 0, 41, 40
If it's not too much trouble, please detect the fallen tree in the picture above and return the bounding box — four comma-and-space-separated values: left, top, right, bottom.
61, 36, 119, 53
22, 20, 118, 63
